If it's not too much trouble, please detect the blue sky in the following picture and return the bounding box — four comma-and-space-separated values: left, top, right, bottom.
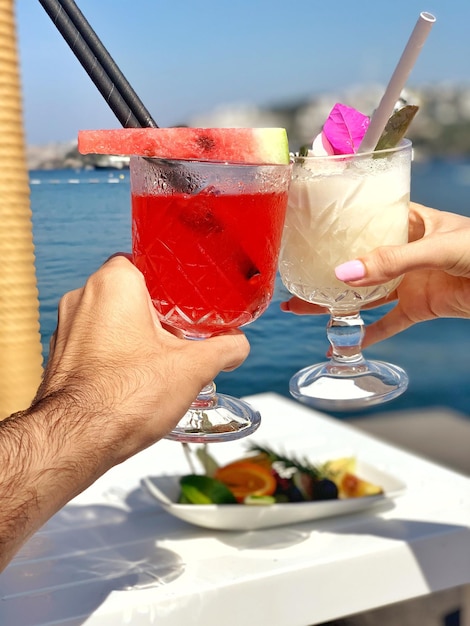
15, 1, 464, 144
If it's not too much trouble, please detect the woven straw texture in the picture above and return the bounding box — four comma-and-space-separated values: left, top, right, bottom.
0, 0, 43, 418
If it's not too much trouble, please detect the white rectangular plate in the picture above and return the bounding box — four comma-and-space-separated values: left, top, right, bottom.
142, 460, 406, 531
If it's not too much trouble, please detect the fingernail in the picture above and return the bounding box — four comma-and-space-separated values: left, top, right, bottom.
280, 301, 290, 312
335, 260, 366, 282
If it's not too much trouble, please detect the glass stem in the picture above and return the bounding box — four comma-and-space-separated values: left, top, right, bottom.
326, 312, 368, 374
190, 381, 218, 410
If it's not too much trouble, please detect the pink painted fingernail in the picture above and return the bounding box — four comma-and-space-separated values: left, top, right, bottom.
335, 260, 366, 282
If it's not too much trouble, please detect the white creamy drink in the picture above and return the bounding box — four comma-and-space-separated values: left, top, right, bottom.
276, 29, 429, 407
279, 140, 411, 312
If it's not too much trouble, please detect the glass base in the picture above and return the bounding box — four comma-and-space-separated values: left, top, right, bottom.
165, 394, 261, 443
289, 359, 409, 411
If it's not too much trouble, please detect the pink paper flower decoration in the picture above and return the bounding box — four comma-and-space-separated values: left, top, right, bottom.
323, 103, 370, 155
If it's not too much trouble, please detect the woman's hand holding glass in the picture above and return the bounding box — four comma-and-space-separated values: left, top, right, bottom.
282, 202, 470, 346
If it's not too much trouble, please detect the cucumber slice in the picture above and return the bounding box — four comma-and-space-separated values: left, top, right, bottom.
178, 474, 237, 504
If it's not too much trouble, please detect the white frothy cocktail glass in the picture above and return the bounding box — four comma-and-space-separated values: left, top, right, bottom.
279, 139, 412, 410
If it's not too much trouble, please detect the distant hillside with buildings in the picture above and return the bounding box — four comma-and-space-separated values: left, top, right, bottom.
27, 83, 470, 170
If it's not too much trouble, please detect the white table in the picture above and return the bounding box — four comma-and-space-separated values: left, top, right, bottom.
1, 393, 470, 626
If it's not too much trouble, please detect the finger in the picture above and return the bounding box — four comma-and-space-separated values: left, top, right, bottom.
84, 255, 148, 309
407, 202, 427, 241
105, 251, 133, 263
194, 331, 250, 374
335, 234, 468, 287
52, 286, 84, 354
362, 304, 416, 348
281, 298, 329, 315
160, 321, 185, 338
48, 330, 57, 356
53, 257, 153, 359
356, 290, 398, 311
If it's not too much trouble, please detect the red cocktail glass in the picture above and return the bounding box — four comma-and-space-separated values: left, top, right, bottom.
131, 156, 290, 442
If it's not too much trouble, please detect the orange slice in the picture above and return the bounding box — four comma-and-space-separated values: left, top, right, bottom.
214, 461, 277, 503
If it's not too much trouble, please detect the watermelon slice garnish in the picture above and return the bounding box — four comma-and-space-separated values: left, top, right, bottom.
78, 127, 290, 165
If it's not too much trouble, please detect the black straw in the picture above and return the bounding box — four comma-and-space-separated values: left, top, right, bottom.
38, 0, 158, 128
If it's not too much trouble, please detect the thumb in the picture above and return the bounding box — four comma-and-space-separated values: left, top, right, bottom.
362, 303, 414, 348
190, 331, 250, 375
335, 234, 469, 286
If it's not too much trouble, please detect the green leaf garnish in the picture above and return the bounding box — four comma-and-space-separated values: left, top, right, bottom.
247, 444, 324, 480
195, 445, 219, 477
375, 104, 419, 151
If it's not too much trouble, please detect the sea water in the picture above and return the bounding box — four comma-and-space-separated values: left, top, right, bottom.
29, 161, 470, 419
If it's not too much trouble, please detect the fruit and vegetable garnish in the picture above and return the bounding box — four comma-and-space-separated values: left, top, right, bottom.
78, 99, 415, 163
178, 445, 383, 506
78, 126, 290, 164
302, 100, 418, 157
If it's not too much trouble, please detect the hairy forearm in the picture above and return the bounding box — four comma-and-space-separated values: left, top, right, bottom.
0, 394, 106, 571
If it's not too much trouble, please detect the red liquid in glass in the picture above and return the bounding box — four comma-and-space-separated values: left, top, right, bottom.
132, 188, 288, 337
